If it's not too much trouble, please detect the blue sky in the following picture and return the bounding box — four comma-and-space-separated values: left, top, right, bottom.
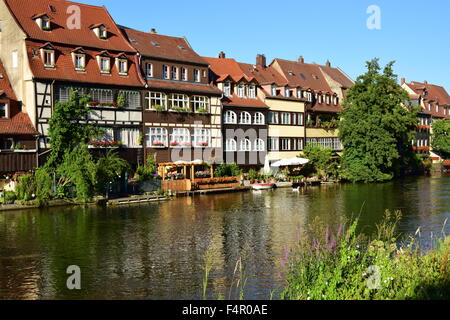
80, 0, 450, 89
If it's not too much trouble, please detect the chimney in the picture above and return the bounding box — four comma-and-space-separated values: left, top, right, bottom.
150, 28, 157, 34
218, 51, 226, 59
256, 54, 266, 67
400, 78, 406, 85
326, 60, 331, 68
298, 56, 304, 64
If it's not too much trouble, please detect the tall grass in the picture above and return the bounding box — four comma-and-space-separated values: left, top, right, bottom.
281, 210, 450, 300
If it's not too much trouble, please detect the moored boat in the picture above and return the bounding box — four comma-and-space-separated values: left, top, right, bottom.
252, 183, 276, 191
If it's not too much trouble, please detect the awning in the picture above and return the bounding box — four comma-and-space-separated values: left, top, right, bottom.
271, 157, 309, 168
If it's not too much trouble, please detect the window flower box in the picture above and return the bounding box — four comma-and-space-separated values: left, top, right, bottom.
443, 160, 450, 167
196, 108, 209, 114
151, 142, 166, 148
169, 107, 190, 113
89, 140, 123, 148
197, 142, 209, 147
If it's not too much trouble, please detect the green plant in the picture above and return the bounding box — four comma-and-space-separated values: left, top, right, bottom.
196, 107, 209, 114
96, 149, 130, 195
153, 105, 166, 112
339, 59, 419, 182
16, 174, 35, 201
431, 119, 450, 159
117, 92, 126, 107
214, 163, 242, 178
247, 169, 260, 181
3, 191, 16, 202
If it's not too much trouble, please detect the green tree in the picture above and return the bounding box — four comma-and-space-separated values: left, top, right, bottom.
301, 144, 336, 178
46, 90, 101, 169
339, 59, 418, 182
431, 119, 450, 159
214, 163, 242, 177
56, 144, 97, 202
96, 149, 130, 195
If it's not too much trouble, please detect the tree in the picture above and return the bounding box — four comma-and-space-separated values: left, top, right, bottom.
96, 149, 130, 195
301, 144, 337, 179
46, 90, 101, 169
339, 59, 418, 182
431, 119, 450, 159
56, 144, 97, 202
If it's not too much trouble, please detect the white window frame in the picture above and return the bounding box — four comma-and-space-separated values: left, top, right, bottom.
326, 95, 331, 105
99, 26, 107, 39
237, 84, 246, 98
146, 63, 153, 78
170, 128, 191, 146
43, 49, 55, 68
168, 94, 189, 110
193, 128, 211, 147
146, 92, 167, 110
171, 66, 179, 80
269, 111, 279, 124
223, 82, 231, 97
0, 103, 8, 119
194, 69, 200, 82
163, 65, 170, 80
118, 59, 128, 75
254, 139, 265, 152
334, 96, 339, 105
119, 90, 140, 108
254, 112, 265, 125
248, 84, 256, 99
240, 139, 252, 152
225, 139, 237, 152
100, 57, 110, 73
224, 110, 237, 124
240, 111, 252, 125
147, 127, 168, 148
306, 91, 313, 102
192, 96, 210, 113
269, 137, 279, 151
74, 54, 85, 70
181, 67, 188, 81
91, 88, 113, 103
281, 138, 291, 151
281, 112, 291, 125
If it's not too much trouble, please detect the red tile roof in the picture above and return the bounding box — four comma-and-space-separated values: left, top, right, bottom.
273, 59, 333, 93
26, 40, 144, 87
223, 94, 268, 109
121, 27, 208, 65
405, 81, 450, 118
320, 66, 354, 89
203, 57, 253, 83
0, 112, 38, 136
5, 0, 136, 52
0, 60, 17, 101
238, 63, 288, 86
146, 79, 222, 95
0, 60, 37, 136
204, 57, 269, 108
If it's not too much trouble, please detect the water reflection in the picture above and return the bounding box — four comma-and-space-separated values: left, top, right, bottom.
0, 176, 449, 300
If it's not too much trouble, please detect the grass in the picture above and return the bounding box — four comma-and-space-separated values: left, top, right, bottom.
280, 210, 450, 300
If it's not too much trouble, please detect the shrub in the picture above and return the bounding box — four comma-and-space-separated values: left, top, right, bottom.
280, 211, 450, 300
35, 167, 53, 203
4, 191, 17, 202
214, 163, 242, 178
16, 174, 36, 201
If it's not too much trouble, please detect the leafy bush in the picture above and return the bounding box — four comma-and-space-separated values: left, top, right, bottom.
16, 174, 35, 201
4, 191, 17, 202
35, 168, 53, 203
214, 163, 242, 178
247, 169, 260, 181
281, 211, 450, 300
96, 149, 130, 195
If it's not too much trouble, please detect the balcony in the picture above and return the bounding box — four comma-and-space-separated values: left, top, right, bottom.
0, 150, 37, 173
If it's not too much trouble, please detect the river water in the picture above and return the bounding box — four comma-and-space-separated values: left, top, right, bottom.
1, 175, 449, 300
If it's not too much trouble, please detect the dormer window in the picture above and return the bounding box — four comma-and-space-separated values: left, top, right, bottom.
237, 84, 246, 98
306, 91, 313, 102
223, 82, 231, 97
97, 52, 111, 74
75, 54, 85, 70
91, 24, 108, 40
436, 104, 439, 113
42, 16, 51, 30
146, 63, 153, 78
162, 65, 169, 79
194, 69, 200, 82
181, 68, 187, 81
318, 94, 323, 104
248, 84, 256, 99
40, 44, 55, 68
118, 59, 128, 75
99, 26, 107, 39
0, 102, 8, 119
297, 88, 303, 99
271, 85, 277, 96
326, 95, 331, 105
334, 96, 339, 105
171, 66, 179, 80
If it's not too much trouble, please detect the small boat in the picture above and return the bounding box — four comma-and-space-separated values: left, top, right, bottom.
252, 183, 276, 191
276, 181, 293, 188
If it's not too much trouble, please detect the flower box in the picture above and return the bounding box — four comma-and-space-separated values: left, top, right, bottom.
197, 142, 209, 147
151, 142, 166, 148
89, 140, 123, 148
443, 160, 450, 167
